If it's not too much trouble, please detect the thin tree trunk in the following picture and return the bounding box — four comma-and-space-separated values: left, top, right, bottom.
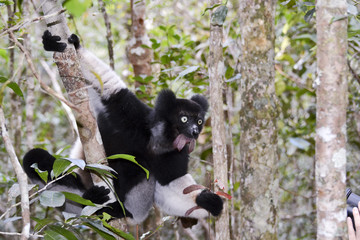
0, 108, 30, 240
127, 0, 152, 79
98, 0, 115, 70
208, 2, 230, 239
23, 0, 35, 149
238, 0, 278, 239
315, 0, 348, 239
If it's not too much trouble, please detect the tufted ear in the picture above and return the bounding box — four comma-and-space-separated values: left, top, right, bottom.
191, 95, 209, 112
154, 89, 177, 117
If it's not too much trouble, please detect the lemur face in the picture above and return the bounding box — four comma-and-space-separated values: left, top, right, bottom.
152, 90, 209, 153
172, 110, 205, 152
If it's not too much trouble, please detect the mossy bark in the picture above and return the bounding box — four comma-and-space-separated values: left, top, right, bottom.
315, 0, 348, 239
238, 0, 279, 239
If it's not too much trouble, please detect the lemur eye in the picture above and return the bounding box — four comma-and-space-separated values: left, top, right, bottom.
198, 119, 203, 125
181, 116, 188, 123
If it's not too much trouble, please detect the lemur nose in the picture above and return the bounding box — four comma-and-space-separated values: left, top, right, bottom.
192, 126, 199, 137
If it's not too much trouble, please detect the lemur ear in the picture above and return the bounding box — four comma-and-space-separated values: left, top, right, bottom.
154, 89, 177, 117
191, 95, 209, 112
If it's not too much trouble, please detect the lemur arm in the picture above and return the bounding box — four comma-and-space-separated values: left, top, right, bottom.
67, 34, 127, 98
154, 174, 223, 219
42, 31, 126, 98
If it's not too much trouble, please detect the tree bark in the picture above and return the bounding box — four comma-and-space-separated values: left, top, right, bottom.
127, 0, 152, 78
40, 0, 106, 181
98, 0, 115, 70
315, 0, 348, 239
208, 2, 230, 239
238, 0, 278, 239
0, 107, 30, 240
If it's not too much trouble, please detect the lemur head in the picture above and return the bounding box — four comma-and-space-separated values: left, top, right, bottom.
150, 89, 208, 154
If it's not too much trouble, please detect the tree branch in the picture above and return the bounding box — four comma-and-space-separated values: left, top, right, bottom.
0, 107, 30, 240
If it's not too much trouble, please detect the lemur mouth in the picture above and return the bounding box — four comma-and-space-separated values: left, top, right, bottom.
173, 134, 196, 153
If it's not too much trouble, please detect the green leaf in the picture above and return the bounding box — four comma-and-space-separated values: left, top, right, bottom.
31, 163, 49, 183
81, 219, 117, 240
32, 217, 56, 232
107, 154, 149, 179
49, 225, 78, 240
225, 66, 234, 79
0, 49, 9, 62
7, 82, 24, 99
304, 8, 315, 23
86, 164, 117, 179
202, 3, 221, 16
44, 229, 68, 240
160, 55, 170, 65
101, 217, 135, 240
63, 0, 92, 17
174, 66, 199, 82
63, 157, 86, 170
0, 0, 14, 5
90, 70, 104, 94
62, 192, 96, 206
40, 191, 65, 207
53, 159, 71, 178
0, 76, 7, 83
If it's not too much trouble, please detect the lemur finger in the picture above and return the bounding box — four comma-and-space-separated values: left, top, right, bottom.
68, 34, 80, 49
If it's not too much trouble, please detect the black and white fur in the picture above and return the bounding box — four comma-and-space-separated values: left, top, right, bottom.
23, 31, 223, 224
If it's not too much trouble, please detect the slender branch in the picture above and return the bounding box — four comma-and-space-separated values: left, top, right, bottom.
0, 231, 43, 238
348, 60, 360, 85
0, 107, 30, 240
0, 9, 66, 37
40, 60, 78, 137
98, 0, 115, 70
7, 30, 79, 111
0, 170, 74, 220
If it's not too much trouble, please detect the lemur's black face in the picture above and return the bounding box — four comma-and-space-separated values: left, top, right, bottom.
150, 90, 209, 154
172, 109, 205, 153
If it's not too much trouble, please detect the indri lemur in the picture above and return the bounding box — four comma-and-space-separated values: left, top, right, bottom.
23, 31, 223, 224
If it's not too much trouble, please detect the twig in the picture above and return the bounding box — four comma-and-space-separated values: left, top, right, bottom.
7, 30, 80, 111
0, 9, 66, 37
0, 171, 73, 220
0, 107, 30, 240
348, 60, 360, 85
40, 60, 79, 137
98, 0, 115, 69
0, 231, 43, 238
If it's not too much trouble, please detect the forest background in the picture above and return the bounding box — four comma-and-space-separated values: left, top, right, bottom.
0, 0, 359, 239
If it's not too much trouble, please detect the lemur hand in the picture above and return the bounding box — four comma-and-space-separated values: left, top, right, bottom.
68, 34, 81, 50
42, 30, 67, 52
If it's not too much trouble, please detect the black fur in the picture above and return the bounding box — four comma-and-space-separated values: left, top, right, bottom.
23, 31, 224, 221
23, 148, 110, 204
42, 30, 67, 52
196, 190, 223, 216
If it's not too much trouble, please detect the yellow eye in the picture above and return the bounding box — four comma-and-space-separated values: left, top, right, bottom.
198, 119, 203, 125
181, 116, 188, 123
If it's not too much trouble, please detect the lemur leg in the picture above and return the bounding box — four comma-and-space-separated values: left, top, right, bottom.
76, 48, 126, 98
154, 174, 223, 219
67, 34, 126, 99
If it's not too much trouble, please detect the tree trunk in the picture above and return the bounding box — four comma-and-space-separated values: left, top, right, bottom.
238, 0, 278, 239
315, 0, 348, 239
208, 2, 230, 239
127, 0, 152, 78
41, 0, 106, 179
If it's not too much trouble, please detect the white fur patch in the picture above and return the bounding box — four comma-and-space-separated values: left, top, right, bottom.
78, 48, 127, 99
124, 176, 155, 224
154, 174, 208, 218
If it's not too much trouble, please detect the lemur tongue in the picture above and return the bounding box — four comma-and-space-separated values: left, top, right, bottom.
173, 134, 196, 153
